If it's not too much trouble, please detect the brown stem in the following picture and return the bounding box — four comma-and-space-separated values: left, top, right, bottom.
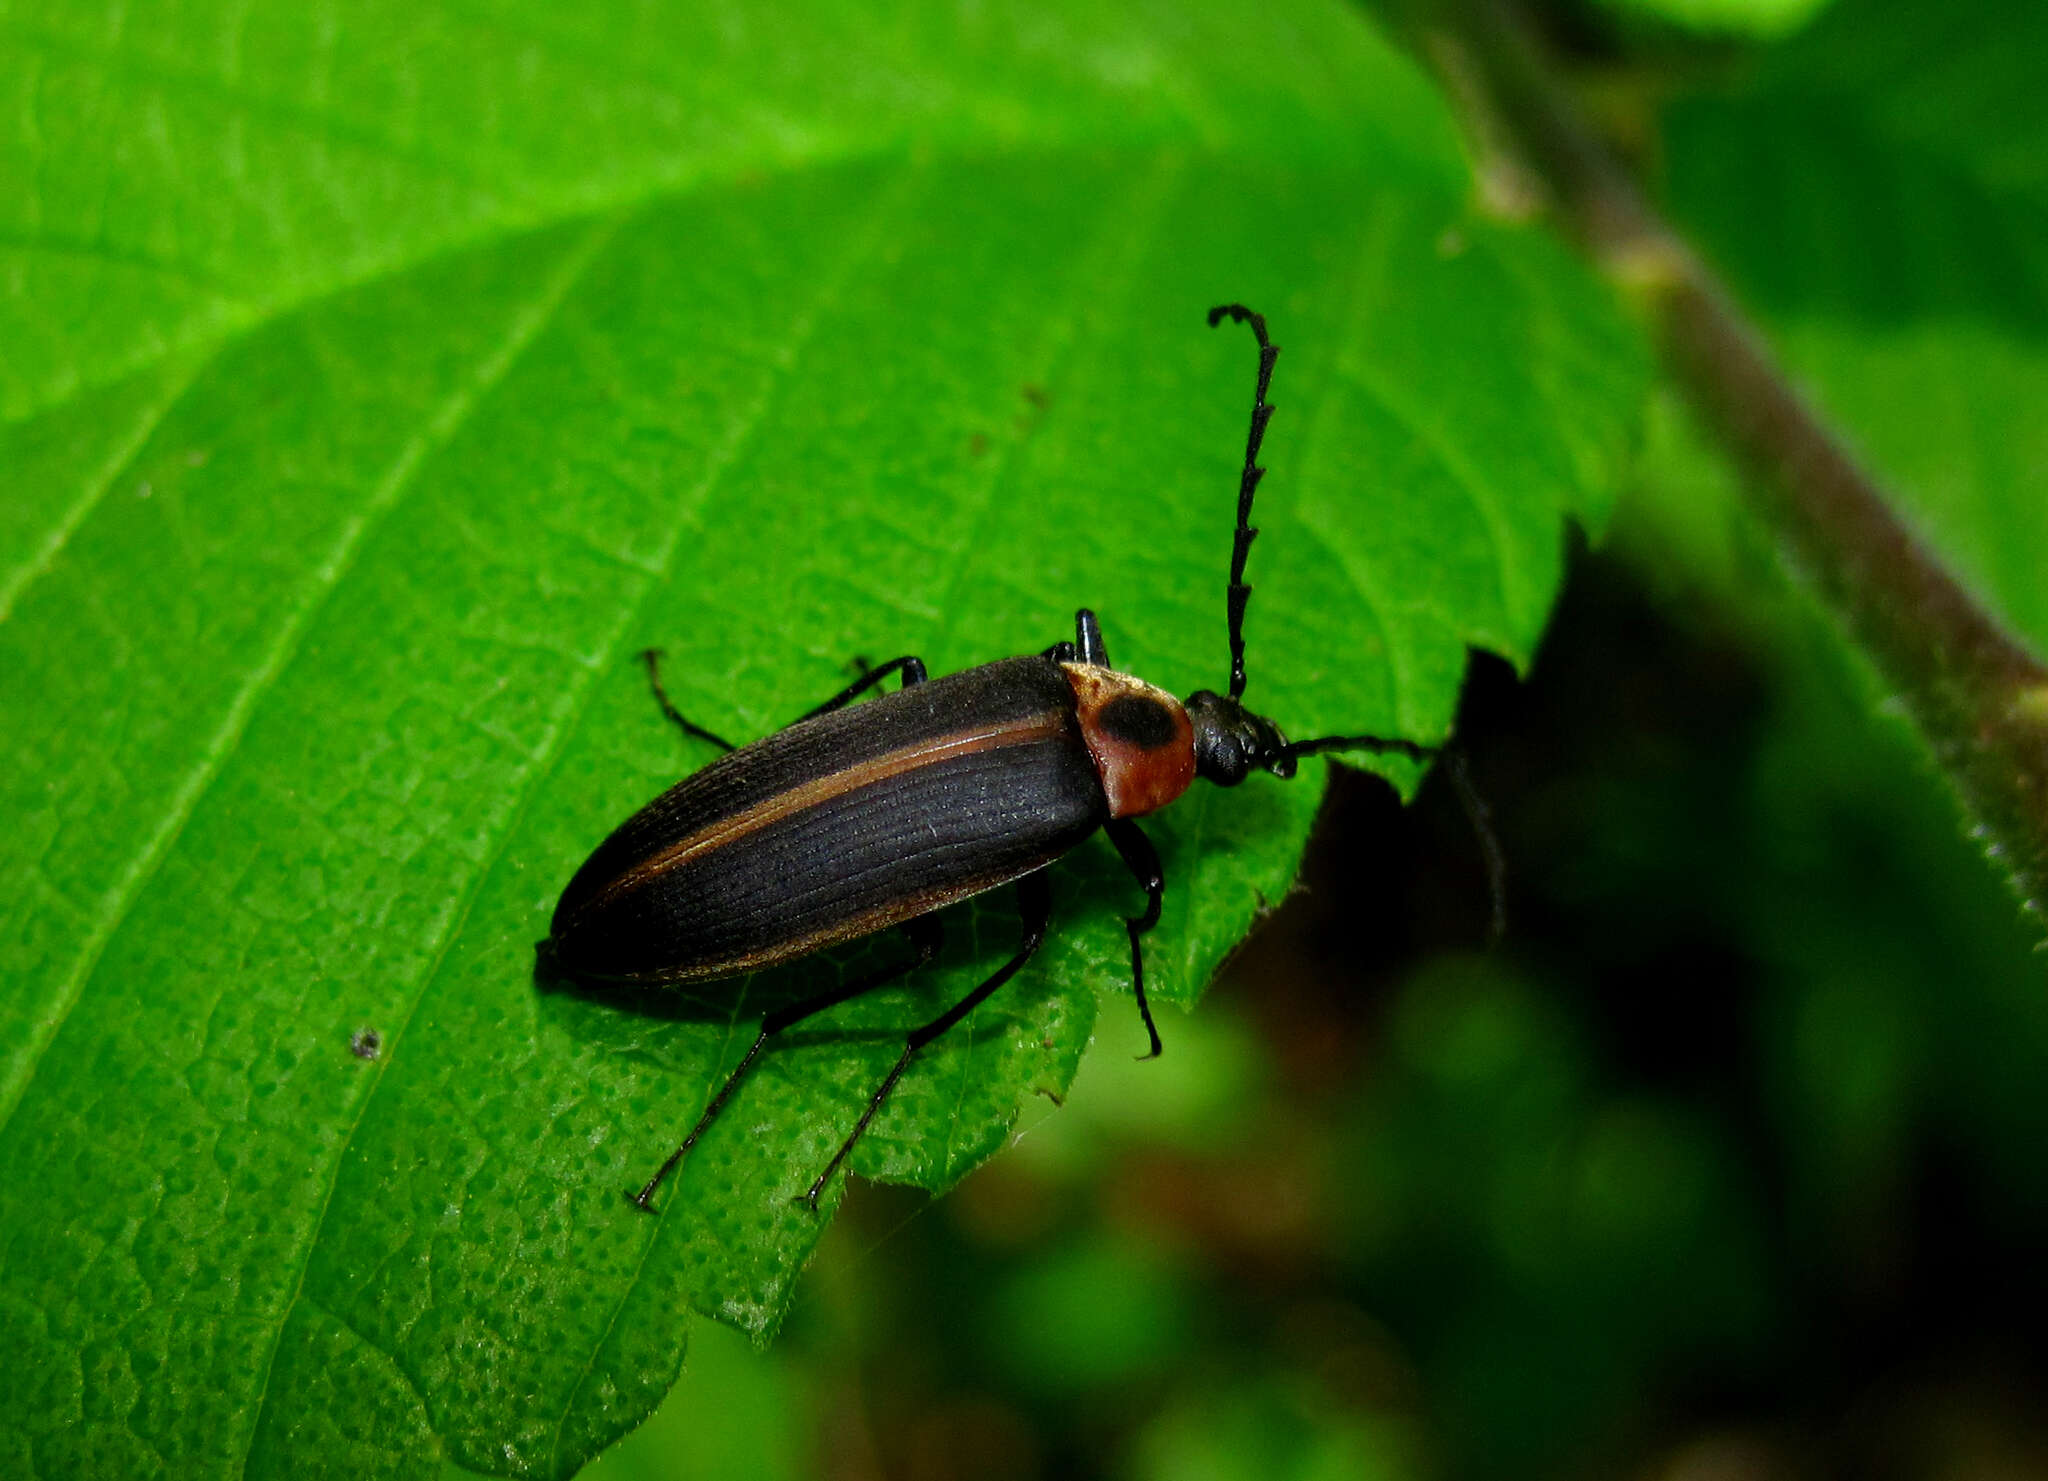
1410, 0, 2048, 928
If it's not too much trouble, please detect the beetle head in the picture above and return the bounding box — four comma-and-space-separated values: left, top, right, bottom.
1185, 689, 1295, 785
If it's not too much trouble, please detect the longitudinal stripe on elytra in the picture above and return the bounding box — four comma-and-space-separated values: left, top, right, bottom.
582, 711, 1073, 915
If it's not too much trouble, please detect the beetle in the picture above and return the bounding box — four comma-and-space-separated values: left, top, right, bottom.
540, 305, 1442, 1213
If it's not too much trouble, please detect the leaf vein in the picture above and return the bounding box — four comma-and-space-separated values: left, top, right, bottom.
231, 209, 628, 1472
1288, 206, 1408, 729
0, 357, 202, 627
543, 166, 939, 1476
1334, 355, 1520, 639
3, 17, 504, 195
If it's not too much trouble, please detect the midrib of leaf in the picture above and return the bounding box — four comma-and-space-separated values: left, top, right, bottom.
911, 161, 1184, 662
0, 139, 1424, 628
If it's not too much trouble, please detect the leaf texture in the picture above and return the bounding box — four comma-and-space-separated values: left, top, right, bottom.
0, 2, 1649, 1475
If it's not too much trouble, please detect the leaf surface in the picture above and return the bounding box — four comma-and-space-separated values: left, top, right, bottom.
0, 1, 1648, 1475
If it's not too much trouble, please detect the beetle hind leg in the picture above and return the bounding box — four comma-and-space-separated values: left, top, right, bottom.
642, 648, 738, 753
800, 870, 1054, 1211
630, 915, 946, 1213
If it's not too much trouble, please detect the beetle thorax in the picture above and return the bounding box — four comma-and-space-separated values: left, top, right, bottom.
1060, 664, 1197, 819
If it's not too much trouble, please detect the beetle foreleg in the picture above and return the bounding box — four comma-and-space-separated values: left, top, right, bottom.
631, 915, 946, 1213
799, 870, 1053, 1211
1075, 608, 1110, 668
1104, 819, 1166, 1060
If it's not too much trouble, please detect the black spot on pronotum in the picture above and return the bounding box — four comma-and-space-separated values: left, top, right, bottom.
350, 1027, 383, 1061
1100, 693, 1178, 749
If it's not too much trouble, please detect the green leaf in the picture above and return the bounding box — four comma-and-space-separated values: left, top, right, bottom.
0, 1, 1648, 1476
1663, 0, 2048, 657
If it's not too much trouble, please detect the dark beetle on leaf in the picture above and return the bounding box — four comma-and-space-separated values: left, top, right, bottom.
540, 306, 1449, 1212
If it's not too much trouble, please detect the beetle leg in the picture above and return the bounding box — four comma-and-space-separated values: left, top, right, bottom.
1104, 818, 1166, 1060
641, 649, 931, 762
1074, 608, 1111, 668
630, 915, 946, 1213
794, 654, 928, 722
1041, 641, 1080, 663
641, 648, 738, 753
800, 870, 1053, 1212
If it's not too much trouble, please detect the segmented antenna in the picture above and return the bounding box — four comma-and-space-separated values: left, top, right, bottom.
1206, 304, 1278, 701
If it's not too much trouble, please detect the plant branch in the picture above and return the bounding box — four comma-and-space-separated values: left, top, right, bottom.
1407, 0, 2048, 929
